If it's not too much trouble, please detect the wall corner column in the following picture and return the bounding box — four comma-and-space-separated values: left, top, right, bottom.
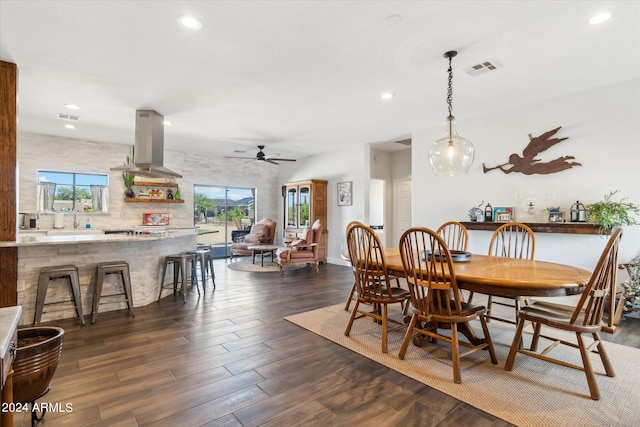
0, 60, 18, 307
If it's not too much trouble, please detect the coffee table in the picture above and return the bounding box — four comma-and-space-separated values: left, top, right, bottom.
247, 245, 281, 267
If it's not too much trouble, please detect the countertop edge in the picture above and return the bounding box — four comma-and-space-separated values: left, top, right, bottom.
0, 306, 22, 358
0, 230, 197, 247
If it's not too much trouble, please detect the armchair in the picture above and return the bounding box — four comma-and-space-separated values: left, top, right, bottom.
277, 219, 322, 272
230, 218, 276, 259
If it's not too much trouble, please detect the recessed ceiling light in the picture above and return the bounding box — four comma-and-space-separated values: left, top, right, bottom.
381, 92, 395, 100
64, 104, 81, 110
65, 124, 75, 129
179, 15, 202, 30
163, 120, 172, 126
589, 12, 611, 25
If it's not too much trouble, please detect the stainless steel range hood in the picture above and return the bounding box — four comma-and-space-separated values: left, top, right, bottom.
110, 110, 182, 179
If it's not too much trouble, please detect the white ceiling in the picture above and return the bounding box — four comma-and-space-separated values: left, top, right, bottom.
1, 1, 638, 160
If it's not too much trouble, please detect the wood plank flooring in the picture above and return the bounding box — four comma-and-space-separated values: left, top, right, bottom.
15, 260, 640, 426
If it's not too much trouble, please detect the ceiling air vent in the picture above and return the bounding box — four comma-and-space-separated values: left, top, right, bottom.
464, 59, 500, 77
395, 138, 411, 146
56, 113, 79, 121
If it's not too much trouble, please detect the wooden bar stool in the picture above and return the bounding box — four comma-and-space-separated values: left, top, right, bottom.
185, 247, 215, 291
91, 261, 135, 323
158, 253, 199, 303
35, 265, 85, 325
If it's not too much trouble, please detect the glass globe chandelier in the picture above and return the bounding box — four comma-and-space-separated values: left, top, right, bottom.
428, 51, 475, 176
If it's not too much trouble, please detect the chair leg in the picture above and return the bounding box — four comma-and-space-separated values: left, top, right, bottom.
158, 260, 169, 301
594, 332, 615, 377
398, 313, 418, 360
92, 268, 105, 324
505, 317, 527, 371
69, 270, 85, 325
344, 300, 361, 337
576, 332, 600, 400
479, 316, 498, 364
381, 303, 388, 353
179, 259, 187, 303
451, 323, 461, 384
530, 322, 543, 351
121, 266, 135, 317
344, 281, 357, 311
467, 291, 475, 304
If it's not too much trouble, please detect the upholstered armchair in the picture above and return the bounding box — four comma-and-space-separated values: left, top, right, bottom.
230, 218, 276, 259
277, 219, 322, 272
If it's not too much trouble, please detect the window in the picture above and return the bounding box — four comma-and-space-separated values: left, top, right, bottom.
38, 171, 109, 213
194, 185, 256, 258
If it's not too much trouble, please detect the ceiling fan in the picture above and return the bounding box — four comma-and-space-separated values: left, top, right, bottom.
225, 145, 296, 165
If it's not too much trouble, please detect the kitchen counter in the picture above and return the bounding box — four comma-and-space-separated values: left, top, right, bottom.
5, 230, 198, 325
2, 228, 197, 247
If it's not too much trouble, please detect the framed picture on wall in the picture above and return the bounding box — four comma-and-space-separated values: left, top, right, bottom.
548, 211, 565, 222
493, 206, 514, 222
337, 181, 352, 206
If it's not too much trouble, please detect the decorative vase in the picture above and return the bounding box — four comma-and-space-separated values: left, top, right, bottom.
125, 188, 135, 198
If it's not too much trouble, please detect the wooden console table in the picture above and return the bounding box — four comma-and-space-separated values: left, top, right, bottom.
460, 221, 608, 235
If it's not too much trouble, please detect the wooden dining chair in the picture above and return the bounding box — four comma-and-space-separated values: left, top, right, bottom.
436, 221, 469, 251
344, 222, 410, 353
343, 220, 363, 311
505, 228, 622, 400
398, 227, 497, 383
468, 222, 535, 324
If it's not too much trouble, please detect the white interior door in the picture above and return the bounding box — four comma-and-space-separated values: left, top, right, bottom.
393, 178, 412, 245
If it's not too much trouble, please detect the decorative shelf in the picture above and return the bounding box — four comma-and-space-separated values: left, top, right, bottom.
460, 221, 608, 235
124, 198, 184, 204
132, 181, 178, 188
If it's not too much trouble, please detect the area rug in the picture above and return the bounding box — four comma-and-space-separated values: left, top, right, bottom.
227, 261, 308, 273
285, 304, 640, 427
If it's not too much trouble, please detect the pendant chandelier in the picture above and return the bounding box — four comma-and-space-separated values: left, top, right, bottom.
428, 51, 475, 176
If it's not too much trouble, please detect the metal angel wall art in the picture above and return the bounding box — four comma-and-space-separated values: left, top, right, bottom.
483, 126, 581, 175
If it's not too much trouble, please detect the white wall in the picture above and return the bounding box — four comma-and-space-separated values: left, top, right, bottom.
279, 146, 365, 263
283, 79, 639, 271
412, 78, 640, 269
17, 132, 279, 231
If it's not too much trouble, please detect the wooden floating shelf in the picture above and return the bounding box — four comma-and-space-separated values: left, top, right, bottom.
460, 221, 608, 235
124, 198, 184, 204
132, 181, 178, 188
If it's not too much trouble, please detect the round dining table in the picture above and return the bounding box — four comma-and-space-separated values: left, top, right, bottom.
383, 248, 592, 297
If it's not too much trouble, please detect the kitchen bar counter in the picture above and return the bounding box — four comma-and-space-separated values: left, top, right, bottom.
3, 230, 197, 325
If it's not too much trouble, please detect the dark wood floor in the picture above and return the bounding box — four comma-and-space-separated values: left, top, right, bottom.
16, 260, 640, 427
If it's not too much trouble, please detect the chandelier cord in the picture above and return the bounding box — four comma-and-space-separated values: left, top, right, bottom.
446, 56, 453, 118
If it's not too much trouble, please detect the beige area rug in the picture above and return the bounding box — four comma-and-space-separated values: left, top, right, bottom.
285, 304, 640, 427
227, 261, 308, 273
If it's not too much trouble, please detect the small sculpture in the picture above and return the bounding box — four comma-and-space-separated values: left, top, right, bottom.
483, 127, 581, 175
167, 189, 174, 200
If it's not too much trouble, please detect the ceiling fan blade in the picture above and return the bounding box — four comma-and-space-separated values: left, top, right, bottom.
271, 158, 296, 162
224, 155, 255, 160
265, 159, 280, 165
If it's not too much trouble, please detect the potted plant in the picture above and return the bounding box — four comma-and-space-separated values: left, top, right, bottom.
588, 190, 640, 234
123, 145, 135, 198
621, 255, 640, 312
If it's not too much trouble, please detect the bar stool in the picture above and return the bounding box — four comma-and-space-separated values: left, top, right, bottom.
35, 265, 85, 325
158, 253, 199, 303
91, 261, 135, 323
185, 247, 215, 291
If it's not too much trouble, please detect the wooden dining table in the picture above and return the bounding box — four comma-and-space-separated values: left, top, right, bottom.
384, 248, 592, 298
383, 248, 592, 346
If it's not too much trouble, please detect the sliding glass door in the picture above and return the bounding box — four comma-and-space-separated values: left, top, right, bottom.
194, 185, 256, 258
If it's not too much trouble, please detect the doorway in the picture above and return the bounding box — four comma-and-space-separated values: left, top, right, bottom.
193, 185, 256, 258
